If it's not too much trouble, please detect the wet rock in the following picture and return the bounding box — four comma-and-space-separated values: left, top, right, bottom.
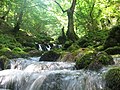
88, 61, 103, 71
0, 56, 8, 70
40, 51, 60, 61
105, 67, 120, 90
28, 50, 42, 57
59, 52, 75, 62
75, 51, 114, 71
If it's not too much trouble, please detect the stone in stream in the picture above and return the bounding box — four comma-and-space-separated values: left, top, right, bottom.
39, 51, 61, 61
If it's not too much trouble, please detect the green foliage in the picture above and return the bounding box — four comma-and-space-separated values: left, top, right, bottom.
0, 34, 22, 49
76, 0, 120, 34
67, 43, 80, 51
104, 25, 120, 49
105, 67, 120, 90
104, 46, 120, 55
77, 30, 109, 47
12, 47, 26, 54
0, 47, 11, 56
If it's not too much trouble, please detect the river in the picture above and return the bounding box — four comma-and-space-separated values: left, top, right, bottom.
0, 57, 120, 90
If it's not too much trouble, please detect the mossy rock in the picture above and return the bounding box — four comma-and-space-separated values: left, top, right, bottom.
0, 47, 11, 56
28, 50, 42, 57
75, 52, 95, 69
75, 51, 114, 71
15, 30, 35, 47
63, 40, 73, 50
67, 43, 80, 51
23, 47, 36, 52
12, 47, 28, 58
104, 46, 120, 55
0, 34, 22, 49
77, 30, 109, 48
0, 55, 9, 70
40, 51, 61, 61
97, 51, 114, 65
105, 67, 120, 90
104, 25, 120, 49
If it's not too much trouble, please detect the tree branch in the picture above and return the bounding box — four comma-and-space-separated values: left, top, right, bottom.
54, 1, 67, 13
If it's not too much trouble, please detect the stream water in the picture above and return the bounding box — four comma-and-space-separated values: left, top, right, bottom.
0, 57, 120, 90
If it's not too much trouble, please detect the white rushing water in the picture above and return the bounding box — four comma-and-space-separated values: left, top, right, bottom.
0, 57, 120, 90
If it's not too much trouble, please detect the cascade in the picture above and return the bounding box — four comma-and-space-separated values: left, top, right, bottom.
35, 42, 62, 51
0, 57, 119, 90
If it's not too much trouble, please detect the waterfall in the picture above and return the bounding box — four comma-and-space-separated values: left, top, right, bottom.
35, 42, 62, 51
0, 57, 119, 90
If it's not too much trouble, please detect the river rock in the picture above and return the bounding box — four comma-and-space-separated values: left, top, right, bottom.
105, 67, 120, 90
75, 51, 114, 71
0, 56, 8, 70
40, 51, 60, 61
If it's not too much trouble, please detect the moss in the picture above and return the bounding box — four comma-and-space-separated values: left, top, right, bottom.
0, 47, 11, 55
0, 34, 22, 49
75, 51, 114, 71
12, 47, 28, 58
15, 30, 35, 47
76, 52, 95, 69
28, 50, 42, 57
105, 67, 120, 90
63, 40, 73, 50
104, 46, 120, 55
96, 45, 104, 51
77, 30, 109, 48
67, 43, 79, 51
23, 47, 36, 52
104, 25, 120, 49
12, 47, 27, 54
0, 19, 12, 34
97, 51, 114, 65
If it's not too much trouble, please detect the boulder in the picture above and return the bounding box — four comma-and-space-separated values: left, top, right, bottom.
40, 51, 60, 61
59, 52, 75, 62
28, 50, 42, 57
105, 67, 120, 90
75, 51, 114, 71
0, 56, 8, 70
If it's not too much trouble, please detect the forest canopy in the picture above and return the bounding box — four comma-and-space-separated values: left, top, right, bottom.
0, 0, 120, 40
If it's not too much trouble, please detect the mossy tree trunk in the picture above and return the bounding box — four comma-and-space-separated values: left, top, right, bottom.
55, 0, 79, 42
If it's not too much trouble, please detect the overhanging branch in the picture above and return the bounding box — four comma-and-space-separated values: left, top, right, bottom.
54, 1, 67, 13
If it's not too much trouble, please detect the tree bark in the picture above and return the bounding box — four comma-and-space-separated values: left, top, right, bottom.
55, 0, 78, 42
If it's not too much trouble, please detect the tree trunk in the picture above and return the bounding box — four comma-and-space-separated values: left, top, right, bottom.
66, 9, 78, 41
55, 0, 79, 42
13, 0, 26, 33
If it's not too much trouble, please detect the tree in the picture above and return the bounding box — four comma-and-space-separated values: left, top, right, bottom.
12, 0, 27, 33
55, 0, 79, 41
0, 0, 11, 20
